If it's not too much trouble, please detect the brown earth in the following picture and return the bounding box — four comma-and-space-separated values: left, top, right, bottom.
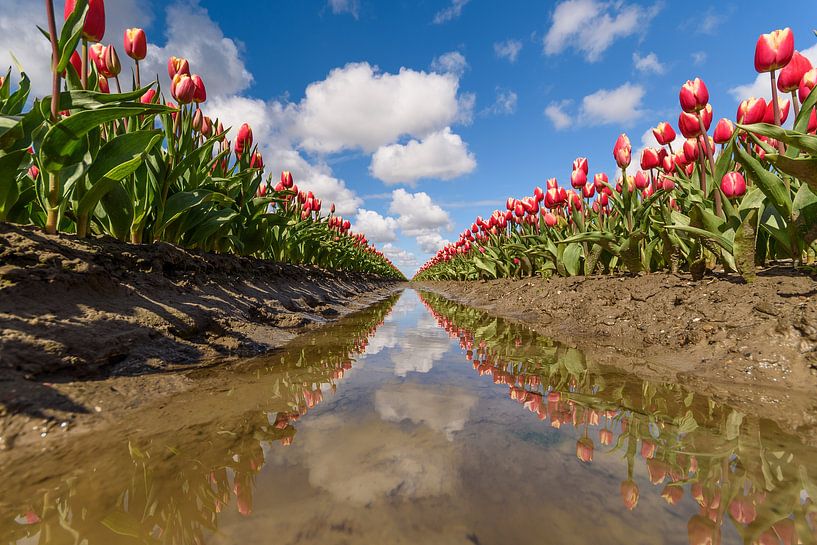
417, 271, 817, 433
0, 222, 400, 449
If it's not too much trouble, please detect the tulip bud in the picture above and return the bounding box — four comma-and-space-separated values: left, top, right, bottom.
281, 170, 294, 188
721, 172, 747, 199
124, 28, 147, 61
201, 115, 213, 137
634, 171, 649, 190
167, 56, 190, 79
572, 157, 588, 174
809, 108, 817, 135
640, 147, 661, 170
250, 151, 264, 170
683, 138, 700, 163
234, 124, 254, 157
582, 182, 595, 199
65, 0, 105, 43
763, 98, 789, 125
140, 89, 157, 104
192, 108, 203, 132
191, 74, 206, 103
256, 181, 268, 198
533, 186, 544, 203
543, 212, 558, 227
778, 51, 812, 93
652, 122, 677, 146
171, 74, 196, 104
679, 77, 709, 113
98, 75, 109, 93
506, 197, 515, 210
576, 437, 593, 463
570, 168, 587, 189
754, 28, 794, 73
330, 203, 336, 214
68, 51, 82, 76
737, 97, 767, 124
613, 133, 631, 169
593, 173, 608, 191
546, 177, 559, 190
799, 68, 817, 103
712, 118, 734, 144
104, 44, 121, 77
28, 165, 40, 179
620, 480, 639, 511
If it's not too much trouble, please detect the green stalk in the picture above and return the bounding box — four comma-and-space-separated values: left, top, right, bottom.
44, 0, 61, 235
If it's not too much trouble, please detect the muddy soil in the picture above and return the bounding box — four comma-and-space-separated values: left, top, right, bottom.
417, 271, 817, 433
0, 223, 400, 448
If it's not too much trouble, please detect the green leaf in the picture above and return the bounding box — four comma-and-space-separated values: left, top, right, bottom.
735, 144, 792, 219
738, 123, 817, 155
562, 242, 582, 276
99, 182, 134, 240
677, 411, 698, 434
0, 150, 26, 220
57, 0, 88, 73
765, 153, 817, 193
665, 224, 735, 254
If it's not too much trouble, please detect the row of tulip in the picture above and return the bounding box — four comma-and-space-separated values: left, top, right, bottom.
0, 0, 403, 279
4, 292, 400, 544
415, 28, 817, 282
418, 291, 817, 545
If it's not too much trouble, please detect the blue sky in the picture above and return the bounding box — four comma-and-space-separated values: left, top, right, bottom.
3, 0, 817, 274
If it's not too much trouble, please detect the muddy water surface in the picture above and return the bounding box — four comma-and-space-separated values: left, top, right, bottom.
3, 289, 817, 544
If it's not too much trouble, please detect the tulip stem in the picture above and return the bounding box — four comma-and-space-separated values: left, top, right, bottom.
134, 60, 141, 90
114, 76, 122, 94
697, 115, 723, 218
81, 40, 88, 90
44, 0, 61, 235
791, 90, 800, 118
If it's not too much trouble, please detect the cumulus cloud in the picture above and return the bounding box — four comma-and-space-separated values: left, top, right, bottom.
494, 39, 523, 63
381, 243, 420, 272
375, 383, 477, 439
431, 51, 469, 77
389, 189, 453, 236
484, 88, 518, 116
580, 82, 645, 125
370, 128, 476, 185
544, 99, 574, 129
353, 209, 399, 243
543, 0, 661, 62
433, 0, 471, 24
415, 231, 451, 254
633, 52, 665, 74
730, 43, 817, 101
327, 0, 360, 18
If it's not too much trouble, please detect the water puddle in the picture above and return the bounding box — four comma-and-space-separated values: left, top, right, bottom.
3, 289, 817, 544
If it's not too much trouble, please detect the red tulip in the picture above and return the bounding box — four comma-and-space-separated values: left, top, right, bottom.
572, 157, 588, 174
683, 138, 700, 163
171, 74, 196, 104
661, 485, 683, 506
809, 108, 817, 134
613, 133, 631, 169
679, 78, 709, 113
281, 170, 294, 188
640, 147, 661, 170
546, 177, 559, 190
754, 28, 794, 73
505, 197, 515, 210
201, 115, 213, 137
712, 118, 734, 144
576, 437, 593, 463
235, 123, 254, 156
123, 28, 147, 61
191, 74, 207, 103
103, 44, 121, 77
570, 168, 587, 189
737, 97, 767, 124
89, 43, 108, 76
544, 187, 566, 209
799, 68, 817, 103
256, 181, 268, 197
514, 203, 525, 218
678, 104, 712, 138
721, 172, 747, 199
728, 497, 757, 525
342, 219, 351, 231
634, 170, 649, 190
28, 165, 40, 179
543, 212, 558, 227
593, 172, 608, 191
652, 121, 676, 146
533, 186, 544, 203
778, 51, 812, 93
582, 182, 595, 199
65, 0, 105, 42
168, 56, 190, 79
763, 98, 789, 124
659, 175, 675, 191
620, 480, 639, 511
97, 75, 109, 93
68, 51, 82, 76
140, 89, 157, 104
688, 515, 718, 545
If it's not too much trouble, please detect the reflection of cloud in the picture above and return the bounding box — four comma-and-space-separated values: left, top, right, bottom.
299, 414, 458, 504
375, 384, 477, 440
362, 322, 400, 356
390, 314, 451, 376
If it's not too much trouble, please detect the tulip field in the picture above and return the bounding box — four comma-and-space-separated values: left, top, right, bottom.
0, 0, 403, 280
414, 29, 817, 282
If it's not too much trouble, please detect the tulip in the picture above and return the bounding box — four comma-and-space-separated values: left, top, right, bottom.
281, 170, 294, 188
659, 176, 675, 191
634, 171, 649, 190
778, 51, 812, 96
652, 122, 676, 146
721, 172, 747, 199
68, 51, 82, 76
330, 203, 336, 214
235, 123, 254, 157
737, 97, 767, 124
679, 78, 709, 113
139, 89, 156, 104
620, 480, 639, 511
599, 428, 613, 445
809, 108, 817, 134
613, 133, 631, 169
201, 115, 213, 137
570, 168, 587, 189
640, 147, 661, 170
533, 186, 544, 203
755, 28, 794, 73
712, 118, 734, 144
65, 0, 105, 42
168, 56, 190, 79
799, 68, 817, 103
256, 181, 268, 197
641, 439, 656, 460
123, 28, 147, 61
576, 437, 593, 463
546, 177, 559, 190
661, 485, 683, 506
171, 74, 196, 104
89, 43, 108, 76
192, 108, 203, 132
683, 138, 700, 163
763, 98, 790, 125
572, 157, 589, 174
582, 182, 595, 199
191, 74, 207, 103
104, 44, 121, 78
593, 173, 608, 192
28, 165, 40, 179
98, 75, 109, 93
679, 104, 712, 138
688, 515, 718, 545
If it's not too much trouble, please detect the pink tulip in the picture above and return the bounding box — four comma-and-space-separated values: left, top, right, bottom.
171, 74, 196, 104
570, 168, 587, 189
65, 0, 105, 42
572, 157, 589, 174
593, 172, 608, 192
235, 123, 254, 156
679, 77, 709, 113
799, 68, 817, 103
763, 98, 789, 124
737, 97, 767, 124
683, 138, 700, 163
634, 171, 649, 190
652, 121, 676, 146
640, 147, 661, 170
167, 56, 190, 79
755, 28, 794, 73
582, 182, 595, 199
712, 118, 734, 144
124, 28, 147, 61
613, 133, 631, 169
721, 172, 747, 199
191, 74, 207, 103
543, 212, 558, 227
778, 51, 812, 93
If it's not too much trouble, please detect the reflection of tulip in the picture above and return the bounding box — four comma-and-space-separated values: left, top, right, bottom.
688, 515, 718, 545
646, 459, 668, 485
728, 497, 757, 525
599, 428, 613, 445
661, 485, 683, 505
640, 439, 656, 460
620, 480, 639, 511
234, 482, 253, 516
576, 437, 594, 463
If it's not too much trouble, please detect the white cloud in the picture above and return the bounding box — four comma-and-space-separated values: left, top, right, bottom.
353, 209, 399, 243
292, 63, 467, 154
543, 0, 661, 62
381, 243, 419, 272
370, 128, 476, 185
484, 88, 518, 116
729, 43, 817, 102
633, 52, 665, 74
431, 51, 468, 77
327, 0, 360, 18
415, 232, 451, 254
389, 188, 453, 256
433, 0, 471, 24
580, 82, 645, 125
544, 99, 574, 129
141, 0, 253, 99
375, 383, 477, 439
692, 51, 707, 65
626, 127, 684, 175
494, 39, 523, 63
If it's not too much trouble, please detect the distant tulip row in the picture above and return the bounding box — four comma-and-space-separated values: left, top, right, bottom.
0, 0, 403, 279
415, 27, 817, 282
